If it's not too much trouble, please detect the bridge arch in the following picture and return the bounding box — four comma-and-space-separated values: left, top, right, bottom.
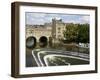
39, 36, 48, 47
26, 36, 37, 49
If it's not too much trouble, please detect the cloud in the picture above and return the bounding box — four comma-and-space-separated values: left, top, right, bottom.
63, 15, 90, 24
26, 12, 46, 18
81, 16, 90, 23
26, 12, 90, 25
26, 13, 47, 25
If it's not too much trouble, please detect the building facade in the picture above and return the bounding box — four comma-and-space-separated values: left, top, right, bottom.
26, 18, 66, 42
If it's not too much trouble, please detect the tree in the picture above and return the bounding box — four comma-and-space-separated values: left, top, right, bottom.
63, 23, 89, 43
77, 24, 89, 43
63, 23, 78, 43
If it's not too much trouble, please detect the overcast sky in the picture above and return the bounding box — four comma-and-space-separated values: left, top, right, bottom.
26, 12, 90, 25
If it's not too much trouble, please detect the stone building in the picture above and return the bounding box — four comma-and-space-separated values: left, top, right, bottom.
26, 25, 52, 42
52, 18, 66, 40
26, 18, 66, 43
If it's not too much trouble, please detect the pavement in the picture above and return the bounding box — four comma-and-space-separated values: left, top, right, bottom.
31, 49, 89, 67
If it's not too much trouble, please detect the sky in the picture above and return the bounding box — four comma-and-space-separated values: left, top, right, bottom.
25, 12, 90, 25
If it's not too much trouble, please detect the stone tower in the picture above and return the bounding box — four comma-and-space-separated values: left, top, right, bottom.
52, 18, 56, 39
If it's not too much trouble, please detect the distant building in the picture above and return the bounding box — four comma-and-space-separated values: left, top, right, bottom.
79, 43, 90, 48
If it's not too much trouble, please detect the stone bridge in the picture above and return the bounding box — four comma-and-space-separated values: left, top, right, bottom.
26, 27, 52, 48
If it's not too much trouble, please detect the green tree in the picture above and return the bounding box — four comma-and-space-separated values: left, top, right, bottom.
63, 23, 89, 43
77, 24, 89, 43
63, 23, 78, 43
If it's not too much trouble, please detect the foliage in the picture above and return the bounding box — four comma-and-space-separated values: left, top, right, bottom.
77, 24, 89, 43
63, 23, 89, 43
